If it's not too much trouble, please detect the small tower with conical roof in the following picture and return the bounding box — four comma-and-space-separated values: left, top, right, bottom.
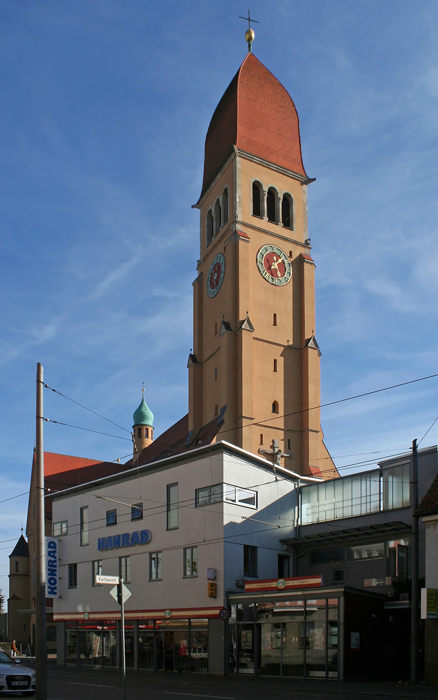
132, 389, 154, 460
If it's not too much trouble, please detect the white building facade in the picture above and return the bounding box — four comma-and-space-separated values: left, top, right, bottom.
51, 441, 306, 673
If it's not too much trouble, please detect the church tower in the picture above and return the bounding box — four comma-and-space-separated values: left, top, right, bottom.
132, 390, 154, 461
188, 38, 336, 479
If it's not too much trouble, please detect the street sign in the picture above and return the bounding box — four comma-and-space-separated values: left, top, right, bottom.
96, 574, 120, 585
110, 582, 132, 605
219, 608, 230, 621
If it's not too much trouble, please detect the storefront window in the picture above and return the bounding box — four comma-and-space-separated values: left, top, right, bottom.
77, 621, 116, 666
257, 600, 304, 677
66, 623, 77, 663
125, 625, 134, 668
239, 624, 255, 674
190, 619, 208, 673
138, 624, 154, 669
155, 619, 190, 672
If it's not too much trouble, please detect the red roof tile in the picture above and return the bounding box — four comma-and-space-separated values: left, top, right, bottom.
417, 473, 438, 517
308, 465, 324, 478
201, 53, 307, 198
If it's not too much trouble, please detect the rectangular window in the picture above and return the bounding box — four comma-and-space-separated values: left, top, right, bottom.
196, 484, 223, 506
310, 547, 346, 565
80, 506, 88, 546
150, 551, 162, 581
273, 359, 277, 372
184, 547, 198, 577
214, 366, 217, 380
68, 563, 77, 588
15, 561, 19, 573
348, 542, 385, 560
236, 487, 257, 508
167, 483, 178, 530
278, 554, 290, 578
131, 503, 143, 521
244, 545, 257, 577
310, 542, 385, 566
196, 483, 257, 509
273, 313, 277, 326
52, 520, 68, 536
92, 560, 102, 586
119, 556, 131, 583
106, 509, 117, 526
382, 463, 410, 510
260, 434, 263, 445
333, 569, 345, 582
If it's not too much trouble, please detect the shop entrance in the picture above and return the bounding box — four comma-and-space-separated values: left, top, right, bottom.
157, 631, 189, 672
155, 620, 208, 673
260, 621, 304, 677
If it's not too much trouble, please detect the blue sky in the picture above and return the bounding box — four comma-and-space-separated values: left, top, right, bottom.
1, 1, 438, 590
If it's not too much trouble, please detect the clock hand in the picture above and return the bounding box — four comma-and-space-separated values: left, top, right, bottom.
270, 256, 282, 277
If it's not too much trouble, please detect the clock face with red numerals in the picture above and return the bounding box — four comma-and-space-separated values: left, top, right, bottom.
256, 245, 292, 286
207, 253, 225, 298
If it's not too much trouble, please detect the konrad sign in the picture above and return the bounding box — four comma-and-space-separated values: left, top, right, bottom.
98, 529, 152, 551
46, 537, 59, 598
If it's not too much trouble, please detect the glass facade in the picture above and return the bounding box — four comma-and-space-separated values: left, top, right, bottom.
301, 463, 410, 525
228, 598, 339, 679
66, 621, 117, 666
65, 619, 208, 673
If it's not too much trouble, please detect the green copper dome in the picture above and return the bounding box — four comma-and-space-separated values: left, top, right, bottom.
133, 395, 154, 428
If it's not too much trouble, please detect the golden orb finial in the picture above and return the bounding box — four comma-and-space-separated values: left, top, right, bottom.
245, 28, 255, 53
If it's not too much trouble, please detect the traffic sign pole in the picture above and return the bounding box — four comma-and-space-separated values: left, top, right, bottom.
98, 573, 130, 699
120, 578, 126, 700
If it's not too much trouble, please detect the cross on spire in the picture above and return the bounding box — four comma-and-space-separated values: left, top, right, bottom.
259, 438, 293, 467
239, 10, 259, 31
239, 10, 259, 53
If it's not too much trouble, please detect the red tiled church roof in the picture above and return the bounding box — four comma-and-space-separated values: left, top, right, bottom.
200, 53, 308, 198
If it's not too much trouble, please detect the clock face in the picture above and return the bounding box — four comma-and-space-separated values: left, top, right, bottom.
207, 253, 225, 298
256, 244, 292, 286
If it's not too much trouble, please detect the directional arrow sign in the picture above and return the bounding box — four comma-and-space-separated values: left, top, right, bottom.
110, 583, 132, 605
95, 574, 120, 585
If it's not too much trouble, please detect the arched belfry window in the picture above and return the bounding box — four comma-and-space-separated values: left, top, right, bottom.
272, 400, 279, 414
267, 187, 278, 223
282, 194, 293, 229
214, 199, 221, 236
252, 181, 262, 217
206, 209, 213, 246
222, 188, 229, 225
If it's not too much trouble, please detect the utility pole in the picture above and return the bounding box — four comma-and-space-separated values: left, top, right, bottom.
410, 438, 419, 683
35, 363, 47, 699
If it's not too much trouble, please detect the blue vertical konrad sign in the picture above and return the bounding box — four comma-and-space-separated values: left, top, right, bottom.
46, 537, 59, 598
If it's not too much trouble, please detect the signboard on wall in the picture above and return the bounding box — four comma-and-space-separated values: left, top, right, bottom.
244, 575, 322, 593
46, 537, 59, 598
351, 632, 360, 649
421, 588, 438, 619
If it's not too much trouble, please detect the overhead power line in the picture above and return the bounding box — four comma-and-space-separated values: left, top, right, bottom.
42, 418, 132, 441
42, 383, 131, 433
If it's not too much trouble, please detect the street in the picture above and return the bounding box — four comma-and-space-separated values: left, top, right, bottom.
44, 664, 438, 700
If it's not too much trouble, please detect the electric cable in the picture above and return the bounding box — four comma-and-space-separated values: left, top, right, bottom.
42, 418, 132, 441
42, 383, 131, 434
419, 415, 438, 447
